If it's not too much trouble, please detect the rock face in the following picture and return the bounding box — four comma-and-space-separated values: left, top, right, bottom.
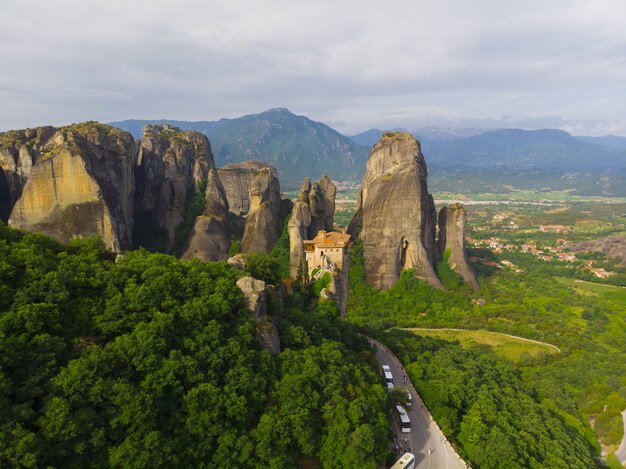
236, 276, 281, 355
180, 169, 230, 261
0, 126, 55, 222
9, 123, 135, 251
227, 254, 247, 270
217, 160, 272, 215
564, 235, 626, 267
289, 179, 313, 277
437, 204, 479, 290
308, 176, 336, 237
241, 166, 282, 254
236, 276, 267, 319
353, 131, 442, 290
255, 320, 281, 355
135, 124, 213, 250
288, 176, 336, 277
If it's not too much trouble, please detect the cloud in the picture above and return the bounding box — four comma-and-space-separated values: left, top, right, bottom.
1, 0, 626, 135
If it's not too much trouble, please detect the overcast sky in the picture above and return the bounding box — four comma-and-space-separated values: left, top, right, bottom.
2, 0, 626, 135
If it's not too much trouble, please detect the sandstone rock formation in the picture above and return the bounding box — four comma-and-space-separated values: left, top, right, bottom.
227, 254, 247, 270
180, 169, 230, 261
217, 160, 272, 215
135, 124, 213, 250
289, 179, 313, 277
0, 126, 55, 222
288, 176, 337, 277
308, 176, 336, 237
352, 131, 442, 290
255, 320, 281, 355
241, 166, 282, 254
8, 123, 135, 251
236, 276, 281, 354
437, 204, 479, 290
564, 235, 626, 267
236, 276, 267, 319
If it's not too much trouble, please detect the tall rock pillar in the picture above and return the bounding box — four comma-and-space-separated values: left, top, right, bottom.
437, 204, 479, 290
353, 131, 442, 290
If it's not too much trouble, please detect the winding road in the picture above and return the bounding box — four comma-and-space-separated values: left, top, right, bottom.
367, 337, 468, 469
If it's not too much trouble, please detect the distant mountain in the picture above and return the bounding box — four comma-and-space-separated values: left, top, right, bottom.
347, 126, 485, 153
429, 128, 626, 171
577, 135, 626, 150
110, 108, 369, 189
348, 128, 407, 147
429, 167, 626, 197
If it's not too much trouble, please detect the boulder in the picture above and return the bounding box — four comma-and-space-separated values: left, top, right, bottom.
352, 131, 442, 290
8, 123, 135, 251
0, 126, 55, 222
217, 160, 272, 215
241, 166, 282, 254
135, 124, 213, 251
319, 287, 334, 302
227, 254, 247, 270
437, 204, 479, 290
255, 320, 281, 355
236, 276, 267, 320
180, 169, 230, 261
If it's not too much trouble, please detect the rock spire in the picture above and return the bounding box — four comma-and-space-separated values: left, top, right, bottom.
351, 131, 442, 290
181, 169, 231, 261
437, 204, 479, 290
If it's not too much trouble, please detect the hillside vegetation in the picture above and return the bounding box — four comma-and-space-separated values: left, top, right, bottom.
347, 199, 626, 465
0, 225, 390, 468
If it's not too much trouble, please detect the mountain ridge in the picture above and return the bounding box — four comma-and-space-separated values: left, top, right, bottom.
110, 108, 368, 189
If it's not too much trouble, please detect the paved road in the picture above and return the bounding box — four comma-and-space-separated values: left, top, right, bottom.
368, 338, 467, 469
616, 409, 626, 464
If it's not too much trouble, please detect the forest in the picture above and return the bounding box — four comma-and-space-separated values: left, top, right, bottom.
0, 225, 391, 468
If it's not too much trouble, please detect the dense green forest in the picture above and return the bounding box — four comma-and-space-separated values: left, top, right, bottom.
347, 232, 626, 466
0, 225, 390, 468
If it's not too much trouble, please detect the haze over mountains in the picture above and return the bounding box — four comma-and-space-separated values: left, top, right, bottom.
111, 108, 626, 195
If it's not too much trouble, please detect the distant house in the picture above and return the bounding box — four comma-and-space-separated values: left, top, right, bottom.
592, 268, 610, 278
304, 230, 352, 278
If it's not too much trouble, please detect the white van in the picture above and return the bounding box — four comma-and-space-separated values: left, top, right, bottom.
382, 365, 394, 383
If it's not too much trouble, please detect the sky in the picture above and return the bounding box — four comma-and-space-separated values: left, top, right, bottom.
2, 0, 626, 135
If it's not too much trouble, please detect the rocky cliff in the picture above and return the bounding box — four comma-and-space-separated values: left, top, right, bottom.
437, 204, 479, 289
0, 126, 55, 222
353, 131, 442, 290
241, 166, 282, 254
135, 124, 213, 251
288, 178, 313, 277
288, 176, 337, 277
217, 160, 271, 215
8, 123, 135, 251
308, 176, 336, 237
180, 169, 230, 261
564, 235, 626, 267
